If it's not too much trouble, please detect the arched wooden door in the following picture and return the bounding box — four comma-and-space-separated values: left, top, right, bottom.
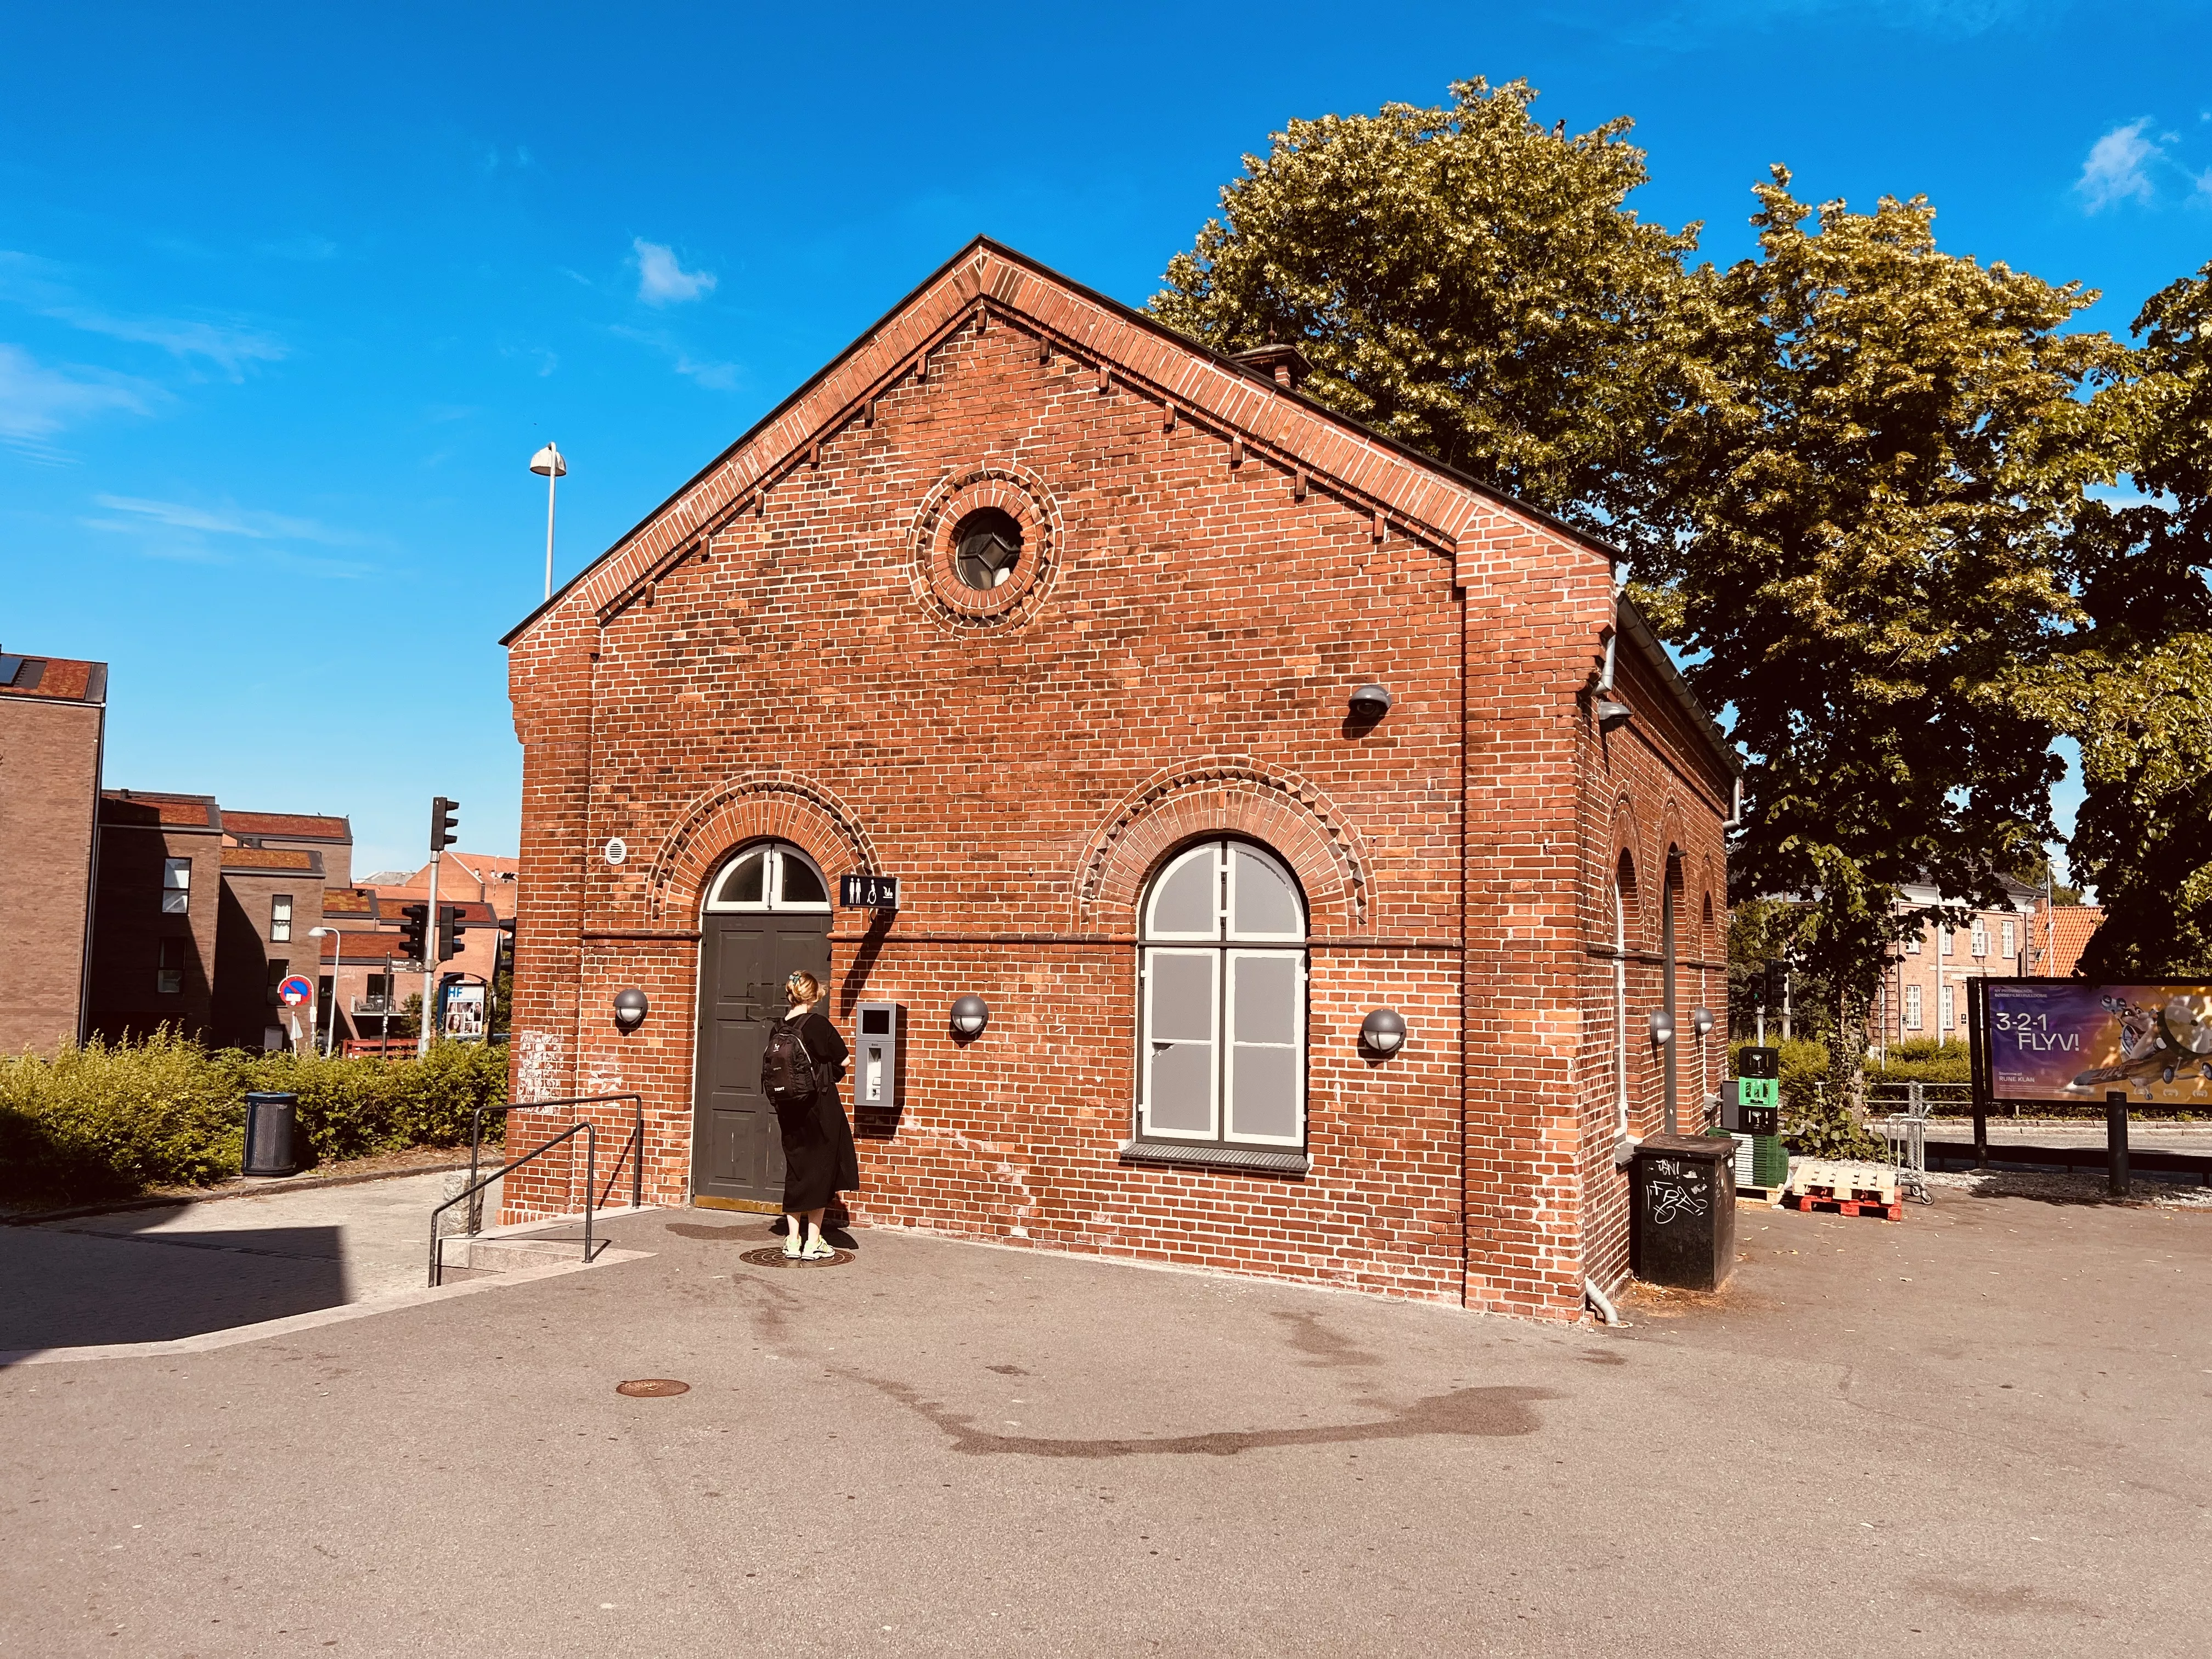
691, 842, 832, 1209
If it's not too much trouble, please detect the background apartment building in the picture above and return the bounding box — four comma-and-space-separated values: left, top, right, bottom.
1874, 877, 2048, 1045
0, 648, 107, 1054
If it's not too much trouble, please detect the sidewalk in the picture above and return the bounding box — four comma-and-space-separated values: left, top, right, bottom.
0, 1169, 498, 1354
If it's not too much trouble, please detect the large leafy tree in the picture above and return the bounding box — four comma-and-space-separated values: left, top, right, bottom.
1652, 171, 2125, 1080
1150, 77, 1702, 558
2012, 263, 2212, 979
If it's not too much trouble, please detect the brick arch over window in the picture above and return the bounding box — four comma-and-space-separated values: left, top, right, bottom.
1075, 759, 1370, 932
644, 772, 881, 922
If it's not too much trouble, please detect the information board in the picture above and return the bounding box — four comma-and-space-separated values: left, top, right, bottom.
1978, 979, 2212, 1105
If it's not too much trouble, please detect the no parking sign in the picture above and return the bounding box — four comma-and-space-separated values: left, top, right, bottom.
276, 974, 314, 1007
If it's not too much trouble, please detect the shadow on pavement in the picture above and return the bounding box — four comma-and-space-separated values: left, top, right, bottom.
0, 1214, 349, 1359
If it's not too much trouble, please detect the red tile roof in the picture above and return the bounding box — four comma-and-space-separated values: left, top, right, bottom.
100, 789, 220, 829
322, 888, 379, 918
2047, 906, 2104, 978
221, 846, 321, 872
0, 653, 107, 704
224, 810, 351, 842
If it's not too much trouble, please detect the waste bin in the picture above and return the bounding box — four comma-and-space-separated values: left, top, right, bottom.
1630, 1132, 1736, 1291
242, 1091, 299, 1177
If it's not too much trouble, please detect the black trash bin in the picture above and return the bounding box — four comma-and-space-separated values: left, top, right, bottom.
1629, 1132, 1736, 1291
242, 1091, 299, 1177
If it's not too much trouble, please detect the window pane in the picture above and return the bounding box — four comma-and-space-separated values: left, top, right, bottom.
1147, 952, 1215, 1042
1230, 1045, 1299, 1142
715, 851, 767, 905
1144, 950, 1216, 1136
162, 890, 189, 913
1148, 1041, 1214, 1133
1230, 845, 1302, 939
1148, 847, 1217, 937
777, 853, 827, 905
163, 859, 190, 890
1231, 953, 1299, 1045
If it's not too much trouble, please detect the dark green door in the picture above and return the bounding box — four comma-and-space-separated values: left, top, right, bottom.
692, 911, 832, 1207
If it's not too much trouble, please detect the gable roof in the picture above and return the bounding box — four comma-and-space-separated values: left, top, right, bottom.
501, 235, 1734, 780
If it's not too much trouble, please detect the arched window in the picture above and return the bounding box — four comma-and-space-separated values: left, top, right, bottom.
1138, 839, 1307, 1149
702, 840, 831, 912
1613, 851, 1634, 1138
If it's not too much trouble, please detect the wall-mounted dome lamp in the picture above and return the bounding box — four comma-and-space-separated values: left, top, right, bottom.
1596, 697, 1633, 731
613, 987, 650, 1030
1360, 1007, 1408, 1056
1649, 1009, 1675, 1046
950, 995, 991, 1039
1348, 683, 1393, 720
1692, 1008, 1714, 1039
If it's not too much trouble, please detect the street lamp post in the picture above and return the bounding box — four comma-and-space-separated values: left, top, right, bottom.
308, 926, 340, 1057
530, 442, 567, 601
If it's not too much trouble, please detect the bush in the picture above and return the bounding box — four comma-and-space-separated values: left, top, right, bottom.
0, 1031, 508, 1205
1865, 1037, 1972, 1086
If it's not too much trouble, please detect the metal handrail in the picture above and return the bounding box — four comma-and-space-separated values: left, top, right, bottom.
462, 1092, 643, 1228
428, 1119, 596, 1288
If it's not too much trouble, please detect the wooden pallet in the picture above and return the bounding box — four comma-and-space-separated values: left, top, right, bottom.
1787, 1158, 1899, 1207
1736, 1181, 1787, 1206
1785, 1192, 1904, 1221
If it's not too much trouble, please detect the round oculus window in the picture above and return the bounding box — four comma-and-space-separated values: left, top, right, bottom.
952, 508, 1023, 591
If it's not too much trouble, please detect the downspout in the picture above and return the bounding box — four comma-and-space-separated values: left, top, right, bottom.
1593, 563, 1633, 695
1585, 1276, 1626, 1328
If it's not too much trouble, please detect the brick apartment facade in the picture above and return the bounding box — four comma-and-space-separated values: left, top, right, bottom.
1870, 878, 2049, 1048
0, 650, 107, 1054
88, 797, 354, 1050
501, 240, 1736, 1319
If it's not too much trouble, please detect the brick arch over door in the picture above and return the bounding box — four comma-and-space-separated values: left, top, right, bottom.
1074, 759, 1370, 933
644, 772, 882, 922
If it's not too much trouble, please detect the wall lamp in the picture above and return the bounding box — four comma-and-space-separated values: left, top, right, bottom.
1595, 697, 1633, 731
1692, 1008, 1714, 1039
1348, 683, 1393, 720
1360, 1007, 1408, 1055
1648, 1009, 1675, 1046
613, 987, 650, 1030
950, 995, 990, 1039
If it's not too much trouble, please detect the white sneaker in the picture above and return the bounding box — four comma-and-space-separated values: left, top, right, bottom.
782, 1228, 803, 1259
802, 1237, 836, 1261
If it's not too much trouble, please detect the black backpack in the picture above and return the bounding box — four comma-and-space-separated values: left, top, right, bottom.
760, 1018, 818, 1107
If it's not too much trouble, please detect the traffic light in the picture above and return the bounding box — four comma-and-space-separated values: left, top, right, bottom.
397, 902, 428, 963
1764, 960, 1788, 1006
437, 904, 467, 962
430, 795, 460, 853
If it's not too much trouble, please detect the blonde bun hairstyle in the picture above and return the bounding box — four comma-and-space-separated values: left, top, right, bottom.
785, 969, 822, 1006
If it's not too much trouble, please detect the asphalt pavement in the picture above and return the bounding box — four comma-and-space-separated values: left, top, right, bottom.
4, 1186, 2209, 1655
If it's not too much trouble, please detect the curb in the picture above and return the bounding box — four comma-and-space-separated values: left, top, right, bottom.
2, 1159, 482, 1227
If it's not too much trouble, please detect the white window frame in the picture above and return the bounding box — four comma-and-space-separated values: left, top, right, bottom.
270, 894, 293, 942
701, 841, 832, 913
1939, 928, 1954, 957
1940, 983, 1955, 1031
162, 857, 191, 914
1612, 879, 1629, 1136
1136, 839, 1308, 1152
1904, 983, 1922, 1031
2001, 919, 2016, 958
1970, 924, 1989, 959
1905, 934, 1921, 955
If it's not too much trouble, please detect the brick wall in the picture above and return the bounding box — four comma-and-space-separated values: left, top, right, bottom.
0, 696, 103, 1053
505, 243, 1733, 1318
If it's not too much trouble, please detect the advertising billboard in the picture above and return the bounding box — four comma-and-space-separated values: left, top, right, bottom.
1977, 979, 2212, 1105
441, 983, 486, 1042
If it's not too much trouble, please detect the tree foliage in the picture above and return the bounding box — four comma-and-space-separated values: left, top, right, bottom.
2010, 263, 2212, 980
1650, 171, 2124, 1069
1151, 77, 1702, 557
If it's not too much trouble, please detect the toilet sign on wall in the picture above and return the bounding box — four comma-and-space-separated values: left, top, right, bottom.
276, 975, 314, 1007
839, 873, 900, 910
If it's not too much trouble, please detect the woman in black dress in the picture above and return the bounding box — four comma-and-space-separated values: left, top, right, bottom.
773, 970, 856, 1260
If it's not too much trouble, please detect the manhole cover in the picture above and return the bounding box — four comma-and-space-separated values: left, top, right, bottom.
615, 1379, 691, 1398
738, 1245, 854, 1269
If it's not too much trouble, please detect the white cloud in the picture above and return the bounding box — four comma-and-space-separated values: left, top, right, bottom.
2078, 120, 2159, 211
608, 323, 740, 391
0, 343, 156, 453
90, 493, 367, 546
634, 239, 716, 305
0, 250, 287, 377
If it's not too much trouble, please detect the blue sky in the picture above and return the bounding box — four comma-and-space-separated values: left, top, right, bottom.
5, 0, 2204, 879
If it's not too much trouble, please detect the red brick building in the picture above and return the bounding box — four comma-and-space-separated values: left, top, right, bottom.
0, 649, 107, 1054
502, 240, 1736, 1319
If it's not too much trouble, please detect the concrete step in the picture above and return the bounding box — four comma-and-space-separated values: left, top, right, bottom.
436, 1207, 657, 1274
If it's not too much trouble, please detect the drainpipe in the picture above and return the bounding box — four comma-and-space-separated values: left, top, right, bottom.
1585, 1276, 1626, 1328
1594, 563, 1633, 696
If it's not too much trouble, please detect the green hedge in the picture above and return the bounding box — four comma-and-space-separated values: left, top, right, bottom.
0, 1031, 508, 1204
1865, 1037, 1972, 1086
